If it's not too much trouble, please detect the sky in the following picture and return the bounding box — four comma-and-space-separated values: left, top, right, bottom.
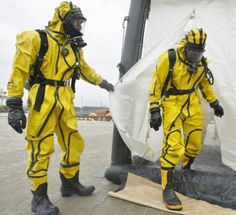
0, 0, 131, 107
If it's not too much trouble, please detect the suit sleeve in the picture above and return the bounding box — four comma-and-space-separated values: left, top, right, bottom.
149, 51, 170, 110
199, 60, 217, 104
7, 31, 40, 98
78, 49, 103, 85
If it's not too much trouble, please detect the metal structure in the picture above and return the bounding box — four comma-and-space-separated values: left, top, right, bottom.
105, 0, 150, 181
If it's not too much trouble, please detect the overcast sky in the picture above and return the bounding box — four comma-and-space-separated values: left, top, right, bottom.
0, 0, 131, 107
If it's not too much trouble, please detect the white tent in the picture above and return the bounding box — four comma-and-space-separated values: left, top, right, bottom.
110, 0, 236, 170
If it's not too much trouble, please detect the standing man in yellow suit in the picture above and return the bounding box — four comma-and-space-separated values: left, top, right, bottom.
149, 28, 224, 211
6, 2, 114, 215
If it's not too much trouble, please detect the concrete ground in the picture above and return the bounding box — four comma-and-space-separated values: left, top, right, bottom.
0, 117, 173, 215
0, 116, 234, 215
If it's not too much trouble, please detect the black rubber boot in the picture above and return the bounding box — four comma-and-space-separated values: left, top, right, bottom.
60, 171, 95, 197
161, 169, 182, 211
182, 155, 195, 170
31, 183, 59, 215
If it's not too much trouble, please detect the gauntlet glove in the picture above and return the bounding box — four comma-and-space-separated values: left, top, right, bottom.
210, 100, 224, 117
98, 80, 114, 92
150, 108, 162, 131
6, 97, 26, 134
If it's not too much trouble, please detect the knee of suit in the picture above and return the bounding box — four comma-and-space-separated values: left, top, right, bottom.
185, 129, 202, 156
25, 134, 55, 175
160, 146, 185, 168
26, 134, 55, 154
69, 131, 85, 154
161, 130, 185, 168
163, 129, 184, 154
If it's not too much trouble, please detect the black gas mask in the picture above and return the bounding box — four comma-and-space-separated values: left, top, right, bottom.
57, 3, 87, 60
185, 43, 205, 63
61, 36, 87, 57
62, 3, 86, 38
185, 42, 205, 73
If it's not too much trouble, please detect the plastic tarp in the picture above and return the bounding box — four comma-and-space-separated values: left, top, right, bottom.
108, 166, 236, 210
110, 0, 236, 169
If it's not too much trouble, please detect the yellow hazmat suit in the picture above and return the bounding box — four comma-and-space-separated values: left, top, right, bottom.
149, 28, 224, 211
7, 2, 104, 191
149, 29, 217, 169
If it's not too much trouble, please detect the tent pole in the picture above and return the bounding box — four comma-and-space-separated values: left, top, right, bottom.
105, 0, 150, 182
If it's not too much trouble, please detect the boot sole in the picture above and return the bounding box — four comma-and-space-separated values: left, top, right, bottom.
31, 206, 59, 215
61, 187, 95, 197
163, 199, 182, 211
165, 204, 182, 211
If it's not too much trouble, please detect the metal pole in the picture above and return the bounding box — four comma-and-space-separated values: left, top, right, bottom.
105, 0, 150, 182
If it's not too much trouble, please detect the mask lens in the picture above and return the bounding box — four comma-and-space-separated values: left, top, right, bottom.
186, 49, 204, 63
63, 7, 86, 38
72, 17, 86, 32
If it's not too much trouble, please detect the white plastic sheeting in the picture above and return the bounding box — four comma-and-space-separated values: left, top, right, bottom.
110, 0, 236, 170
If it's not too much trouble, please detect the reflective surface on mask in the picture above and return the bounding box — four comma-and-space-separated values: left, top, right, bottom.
186, 49, 204, 63
72, 17, 86, 33
63, 7, 86, 38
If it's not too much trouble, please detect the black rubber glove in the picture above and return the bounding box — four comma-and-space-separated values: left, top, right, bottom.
98, 80, 114, 92
6, 97, 26, 134
210, 100, 224, 117
150, 108, 162, 131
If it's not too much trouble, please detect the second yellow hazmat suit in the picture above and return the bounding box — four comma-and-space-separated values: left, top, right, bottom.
149, 28, 224, 211
7, 2, 108, 193
149, 29, 217, 169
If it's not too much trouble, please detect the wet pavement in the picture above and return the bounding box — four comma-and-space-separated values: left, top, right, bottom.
0, 116, 234, 215
0, 117, 174, 215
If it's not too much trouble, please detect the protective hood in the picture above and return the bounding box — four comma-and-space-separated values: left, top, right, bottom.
177, 38, 187, 61
185, 28, 207, 50
47, 1, 75, 35
177, 28, 206, 63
